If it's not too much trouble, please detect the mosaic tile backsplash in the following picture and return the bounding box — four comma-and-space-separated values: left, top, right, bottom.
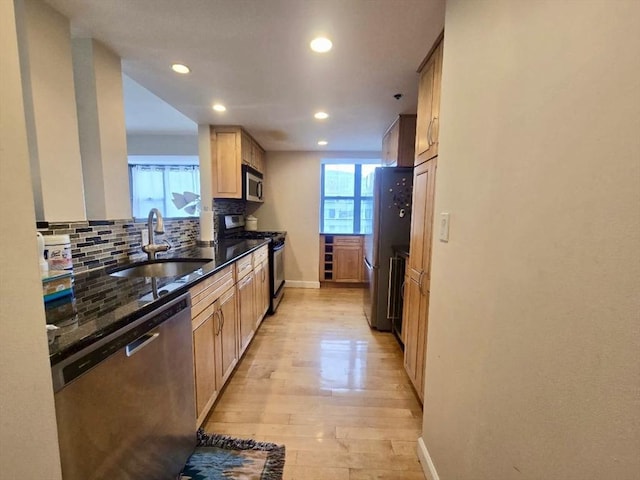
38, 218, 199, 273
37, 199, 247, 273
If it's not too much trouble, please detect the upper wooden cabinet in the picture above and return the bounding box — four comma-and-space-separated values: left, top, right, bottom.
241, 132, 266, 173
210, 126, 265, 199
382, 114, 417, 167
415, 38, 443, 166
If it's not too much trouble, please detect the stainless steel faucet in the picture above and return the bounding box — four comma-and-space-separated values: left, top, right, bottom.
142, 208, 171, 261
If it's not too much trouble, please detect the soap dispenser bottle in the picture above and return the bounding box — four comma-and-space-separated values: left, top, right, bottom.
37, 232, 48, 275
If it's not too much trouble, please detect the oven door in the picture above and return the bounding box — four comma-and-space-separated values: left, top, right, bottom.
243, 165, 264, 203
272, 243, 285, 295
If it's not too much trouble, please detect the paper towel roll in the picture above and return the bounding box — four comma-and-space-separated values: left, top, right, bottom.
199, 211, 214, 242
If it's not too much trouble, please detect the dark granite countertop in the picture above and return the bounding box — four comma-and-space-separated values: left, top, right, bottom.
46, 238, 269, 366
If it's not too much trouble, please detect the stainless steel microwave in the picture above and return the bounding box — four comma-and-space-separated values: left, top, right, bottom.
242, 165, 264, 202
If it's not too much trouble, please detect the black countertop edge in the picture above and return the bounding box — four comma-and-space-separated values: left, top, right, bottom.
47, 239, 270, 366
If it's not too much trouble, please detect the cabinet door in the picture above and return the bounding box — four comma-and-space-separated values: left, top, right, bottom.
382, 120, 399, 166
415, 58, 435, 164
237, 272, 256, 356
215, 287, 238, 387
241, 133, 252, 167
211, 127, 242, 198
397, 115, 417, 167
193, 313, 217, 420
334, 244, 363, 282
254, 259, 269, 325
403, 276, 429, 402
415, 41, 442, 165
404, 158, 437, 402
403, 275, 419, 389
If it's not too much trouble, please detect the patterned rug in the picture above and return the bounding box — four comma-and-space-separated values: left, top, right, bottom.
180, 429, 286, 480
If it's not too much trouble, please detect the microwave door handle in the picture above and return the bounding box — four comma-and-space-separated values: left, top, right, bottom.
257, 181, 263, 199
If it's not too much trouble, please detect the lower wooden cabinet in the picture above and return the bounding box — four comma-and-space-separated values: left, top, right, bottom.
237, 271, 256, 357
403, 158, 438, 402
320, 235, 365, 283
253, 245, 270, 327
214, 287, 238, 388
193, 309, 217, 421
189, 247, 269, 426
402, 273, 429, 402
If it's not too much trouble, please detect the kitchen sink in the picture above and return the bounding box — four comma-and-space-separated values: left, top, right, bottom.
108, 258, 212, 278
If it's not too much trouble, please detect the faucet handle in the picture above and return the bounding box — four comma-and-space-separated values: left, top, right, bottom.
159, 239, 172, 252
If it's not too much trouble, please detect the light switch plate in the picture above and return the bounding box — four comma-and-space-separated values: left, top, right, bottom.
439, 213, 450, 242
141, 230, 149, 246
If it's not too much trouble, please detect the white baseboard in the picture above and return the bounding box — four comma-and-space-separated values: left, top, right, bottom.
284, 280, 320, 289
417, 437, 440, 480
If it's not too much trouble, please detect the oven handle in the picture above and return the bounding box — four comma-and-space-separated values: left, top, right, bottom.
272, 242, 285, 252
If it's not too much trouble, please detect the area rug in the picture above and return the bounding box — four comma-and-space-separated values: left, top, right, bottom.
180, 429, 286, 480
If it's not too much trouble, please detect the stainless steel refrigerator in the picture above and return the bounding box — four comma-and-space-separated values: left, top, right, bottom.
363, 167, 413, 330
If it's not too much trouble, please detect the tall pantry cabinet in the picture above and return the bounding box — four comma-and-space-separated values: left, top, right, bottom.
403, 35, 443, 402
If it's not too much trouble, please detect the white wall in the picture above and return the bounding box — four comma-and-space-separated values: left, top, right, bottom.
0, 0, 62, 476
16, 0, 86, 222
73, 38, 130, 219
127, 134, 198, 155
254, 151, 379, 287
420, 1, 640, 479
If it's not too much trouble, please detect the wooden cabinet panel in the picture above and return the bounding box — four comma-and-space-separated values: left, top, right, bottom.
415, 39, 443, 166
382, 115, 416, 167
253, 259, 269, 327
211, 126, 266, 199
403, 157, 437, 402
237, 272, 256, 357
193, 312, 217, 421
403, 276, 429, 402
211, 127, 242, 198
236, 253, 253, 281
320, 235, 365, 283
215, 286, 237, 388
334, 244, 363, 283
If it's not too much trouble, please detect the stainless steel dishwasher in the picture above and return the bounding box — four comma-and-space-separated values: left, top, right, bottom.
52, 293, 196, 480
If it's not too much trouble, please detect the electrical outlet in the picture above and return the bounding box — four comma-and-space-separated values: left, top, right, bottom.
141, 230, 149, 246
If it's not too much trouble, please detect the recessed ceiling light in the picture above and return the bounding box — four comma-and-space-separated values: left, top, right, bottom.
212, 104, 226, 112
171, 63, 190, 74
314, 111, 329, 120
317, 140, 328, 146
310, 37, 333, 53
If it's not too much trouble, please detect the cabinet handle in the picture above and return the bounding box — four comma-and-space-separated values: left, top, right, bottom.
220, 308, 225, 332
214, 310, 221, 336
401, 280, 406, 300
431, 116, 438, 145
427, 118, 433, 147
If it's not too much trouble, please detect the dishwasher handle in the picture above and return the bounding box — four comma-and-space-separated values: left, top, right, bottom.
125, 332, 159, 357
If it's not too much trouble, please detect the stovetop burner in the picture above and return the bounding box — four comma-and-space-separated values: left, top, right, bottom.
218, 215, 285, 247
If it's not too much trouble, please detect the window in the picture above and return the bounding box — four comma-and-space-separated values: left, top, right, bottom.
129, 164, 200, 218
320, 163, 378, 234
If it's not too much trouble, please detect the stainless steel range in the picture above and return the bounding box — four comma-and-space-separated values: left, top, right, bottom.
218, 215, 286, 313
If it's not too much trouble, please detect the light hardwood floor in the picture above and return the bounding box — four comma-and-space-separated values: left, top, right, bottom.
203, 287, 425, 480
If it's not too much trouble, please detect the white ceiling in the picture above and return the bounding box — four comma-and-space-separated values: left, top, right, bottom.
45, 0, 445, 152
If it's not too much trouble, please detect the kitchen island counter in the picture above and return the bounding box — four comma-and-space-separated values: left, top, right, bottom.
47, 239, 269, 366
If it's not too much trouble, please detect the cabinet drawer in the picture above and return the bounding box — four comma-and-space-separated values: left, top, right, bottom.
236, 254, 253, 281
334, 236, 362, 246
190, 266, 234, 319
253, 245, 268, 267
